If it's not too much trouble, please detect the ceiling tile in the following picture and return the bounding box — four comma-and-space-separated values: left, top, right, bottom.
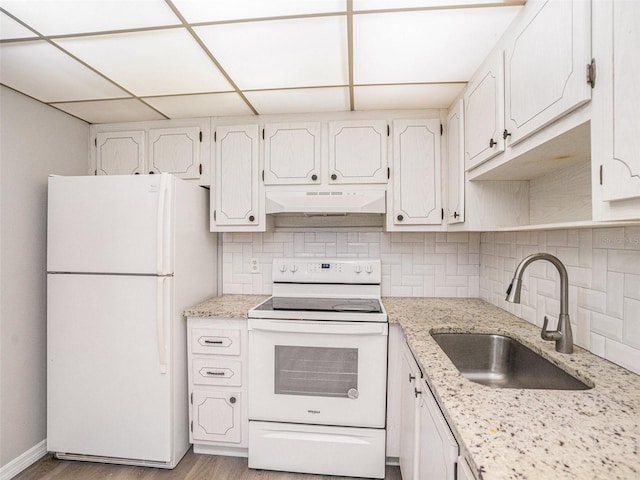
0, 0, 180, 36
245, 87, 350, 115
0, 40, 129, 102
54, 29, 233, 97
353, 0, 520, 11
144, 92, 254, 118
195, 16, 348, 90
354, 84, 465, 110
353, 7, 521, 84
0, 11, 37, 40
50, 99, 165, 124
173, 0, 346, 23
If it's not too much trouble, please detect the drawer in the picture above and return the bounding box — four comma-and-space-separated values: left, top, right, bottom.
193, 358, 242, 387
191, 328, 241, 356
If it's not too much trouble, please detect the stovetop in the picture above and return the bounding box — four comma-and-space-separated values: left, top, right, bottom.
255, 296, 383, 314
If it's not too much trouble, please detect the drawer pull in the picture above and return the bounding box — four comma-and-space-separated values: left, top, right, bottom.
204, 340, 223, 344
206, 371, 226, 376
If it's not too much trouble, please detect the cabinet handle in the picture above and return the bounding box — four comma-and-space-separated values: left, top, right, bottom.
453, 212, 460, 219
414, 388, 422, 398
331, 173, 337, 181
149, 171, 155, 174
397, 214, 404, 222
204, 339, 223, 344
134, 172, 139, 175
503, 129, 511, 140
489, 138, 497, 148
408, 373, 415, 383
229, 396, 237, 404
249, 215, 255, 222
311, 174, 318, 181
206, 371, 225, 376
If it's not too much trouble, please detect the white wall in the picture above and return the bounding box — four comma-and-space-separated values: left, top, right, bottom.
0, 87, 88, 471
222, 231, 480, 297
480, 228, 640, 375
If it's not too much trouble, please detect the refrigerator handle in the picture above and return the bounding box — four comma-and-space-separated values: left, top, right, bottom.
156, 277, 168, 374
156, 173, 169, 275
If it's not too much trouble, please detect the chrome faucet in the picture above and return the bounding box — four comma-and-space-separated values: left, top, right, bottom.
505, 253, 574, 354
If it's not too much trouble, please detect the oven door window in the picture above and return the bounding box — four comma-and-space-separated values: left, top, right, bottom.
275, 346, 357, 398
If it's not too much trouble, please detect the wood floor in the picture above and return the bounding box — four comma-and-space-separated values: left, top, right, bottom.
13, 450, 402, 480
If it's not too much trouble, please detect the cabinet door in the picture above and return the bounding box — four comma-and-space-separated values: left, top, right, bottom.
418, 379, 458, 480
504, 0, 592, 145
447, 100, 465, 224
391, 119, 442, 227
399, 344, 421, 480
599, 0, 640, 202
328, 120, 388, 184
214, 125, 261, 227
96, 131, 144, 175
192, 390, 241, 443
263, 122, 321, 185
464, 54, 504, 170
149, 127, 201, 179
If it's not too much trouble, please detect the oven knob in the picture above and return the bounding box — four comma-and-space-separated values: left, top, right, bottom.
279, 264, 287, 272
365, 265, 373, 274
291, 263, 298, 273
354, 265, 362, 274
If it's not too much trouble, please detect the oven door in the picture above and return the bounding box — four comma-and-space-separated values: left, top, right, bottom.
248, 319, 388, 428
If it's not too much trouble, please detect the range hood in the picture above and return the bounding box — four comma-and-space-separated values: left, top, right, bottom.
265, 190, 386, 215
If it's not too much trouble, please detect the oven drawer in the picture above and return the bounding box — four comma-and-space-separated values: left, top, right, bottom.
192, 358, 242, 387
191, 328, 240, 356
249, 421, 385, 479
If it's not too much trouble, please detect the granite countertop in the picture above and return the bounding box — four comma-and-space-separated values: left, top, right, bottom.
185, 295, 639, 479
383, 297, 640, 480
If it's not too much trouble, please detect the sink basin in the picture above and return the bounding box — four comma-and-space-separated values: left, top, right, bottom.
431, 333, 592, 390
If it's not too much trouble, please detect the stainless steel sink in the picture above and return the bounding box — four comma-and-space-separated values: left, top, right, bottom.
431, 333, 592, 390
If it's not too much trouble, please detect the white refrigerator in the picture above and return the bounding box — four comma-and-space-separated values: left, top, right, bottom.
46, 173, 217, 468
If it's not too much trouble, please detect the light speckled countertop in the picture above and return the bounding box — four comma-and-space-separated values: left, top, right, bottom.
185, 295, 640, 479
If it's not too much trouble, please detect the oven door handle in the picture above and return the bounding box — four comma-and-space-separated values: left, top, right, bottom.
248, 319, 387, 336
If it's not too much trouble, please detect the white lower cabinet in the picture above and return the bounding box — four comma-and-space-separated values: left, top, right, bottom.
187, 317, 248, 454
399, 339, 459, 480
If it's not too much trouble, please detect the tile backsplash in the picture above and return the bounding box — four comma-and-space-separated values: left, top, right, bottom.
221, 227, 640, 375
222, 231, 480, 298
479, 227, 640, 375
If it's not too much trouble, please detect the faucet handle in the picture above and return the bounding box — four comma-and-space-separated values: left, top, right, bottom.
541, 316, 562, 341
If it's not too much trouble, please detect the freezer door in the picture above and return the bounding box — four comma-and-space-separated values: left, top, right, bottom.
47, 174, 173, 275
47, 274, 176, 463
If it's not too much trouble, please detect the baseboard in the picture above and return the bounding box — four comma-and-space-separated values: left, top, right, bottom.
0, 439, 47, 480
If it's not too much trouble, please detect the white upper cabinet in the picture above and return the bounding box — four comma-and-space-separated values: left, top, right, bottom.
96, 131, 145, 175
328, 120, 388, 184
597, 0, 640, 204
263, 122, 321, 185
504, 0, 592, 146
388, 119, 442, 230
446, 100, 464, 224
212, 124, 263, 231
463, 53, 505, 170
149, 126, 201, 179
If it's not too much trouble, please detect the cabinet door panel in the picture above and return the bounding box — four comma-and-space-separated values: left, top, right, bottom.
149, 127, 200, 179
602, 1, 640, 202
505, 0, 591, 145
192, 390, 241, 443
392, 119, 442, 226
329, 120, 388, 184
464, 55, 504, 170
214, 125, 260, 226
96, 131, 144, 175
264, 122, 321, 185
447, 100, 465, 224
399, 345, 420, 480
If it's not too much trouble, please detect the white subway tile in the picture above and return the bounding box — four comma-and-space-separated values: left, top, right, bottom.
606, 272, 625, 318
608, 249, 640, 275
567, 265, 592, 289
556, 246, 579, 266
223, 283, 243, 294
446, 275, 469, 287
623, 297, 640, 349
624, 273, 640, 301
402, 275, 424, 287
575, 307, 591, 349
591, 311, 624, 340
232, 232, 253, 243
412, 286, 424, 297
591, 249, 608, 291
468, 277, 480, 297
590, 333, 606, 357
435, 242, 458, 254
446, 232, 469, 243
458, 264, 480, 276
578, 229, 593, 268
347, 242, 368, 254
435, 286, 458, 297
424, 277, 436, 297
578, 288, 607, 314
546, 230, 568, 246
593, 227, 625, 249
401, 232, 425, 243
605, 338, 640, 375
390, 285, 412, 296
567, 229, 580, 247
624, 226, 640, 251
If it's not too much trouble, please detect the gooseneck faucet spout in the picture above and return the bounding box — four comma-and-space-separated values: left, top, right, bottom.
505, 253, 573, 354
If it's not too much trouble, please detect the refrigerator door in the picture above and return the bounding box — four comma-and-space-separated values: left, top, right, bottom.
47, 273, 176, 464
47, 174, 173, 275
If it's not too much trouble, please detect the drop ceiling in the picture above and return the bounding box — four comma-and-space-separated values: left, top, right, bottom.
0, 0, 524, 124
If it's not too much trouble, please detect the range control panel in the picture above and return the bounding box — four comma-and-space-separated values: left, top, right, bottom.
272, 258, 381, 284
